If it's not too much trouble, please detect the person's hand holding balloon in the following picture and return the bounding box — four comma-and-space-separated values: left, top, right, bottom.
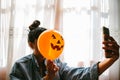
44, 60, 59, 80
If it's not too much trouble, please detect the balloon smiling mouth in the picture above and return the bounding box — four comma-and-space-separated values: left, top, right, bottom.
51, 43, 64, 51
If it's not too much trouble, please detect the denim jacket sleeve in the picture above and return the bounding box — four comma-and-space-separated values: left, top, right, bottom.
9, 62, 26, 80
56, 59, 99, 80
9, 61, 45, 80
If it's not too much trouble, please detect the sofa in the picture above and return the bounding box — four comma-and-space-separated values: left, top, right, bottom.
0, 67, 6, 80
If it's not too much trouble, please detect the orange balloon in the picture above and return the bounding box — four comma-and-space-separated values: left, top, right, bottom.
37, 30, 64, 60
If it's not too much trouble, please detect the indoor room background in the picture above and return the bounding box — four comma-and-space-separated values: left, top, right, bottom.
0, 0, 120, 80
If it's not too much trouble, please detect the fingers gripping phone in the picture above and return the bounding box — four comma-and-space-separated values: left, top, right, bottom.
102, 26, 112, 58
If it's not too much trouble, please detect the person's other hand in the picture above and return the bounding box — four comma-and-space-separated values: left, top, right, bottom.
103, 36, 119, 60
44, 60, 59, 80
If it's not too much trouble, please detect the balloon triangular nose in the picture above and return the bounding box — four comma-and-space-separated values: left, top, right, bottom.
57, 40, 61, 44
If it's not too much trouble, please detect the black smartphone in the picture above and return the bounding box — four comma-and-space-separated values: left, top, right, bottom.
103, 26, 110, 36
102, 26, 112, 58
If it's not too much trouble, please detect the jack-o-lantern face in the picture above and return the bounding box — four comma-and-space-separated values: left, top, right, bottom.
51, 34, 64, 51
37, 30, 64, 60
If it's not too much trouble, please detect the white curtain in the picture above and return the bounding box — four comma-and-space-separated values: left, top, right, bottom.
0, 0, 120, 80
0, 0, 58, 79
60, 0, 120, 80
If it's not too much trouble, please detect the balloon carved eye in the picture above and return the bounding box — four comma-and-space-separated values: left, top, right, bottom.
52, 34, 56, 39
61, 36, 63, 40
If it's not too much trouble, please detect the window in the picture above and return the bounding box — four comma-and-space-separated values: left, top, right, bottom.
62, 0, 109, 67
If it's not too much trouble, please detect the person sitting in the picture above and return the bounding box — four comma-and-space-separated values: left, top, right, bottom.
9, 20, 119, 80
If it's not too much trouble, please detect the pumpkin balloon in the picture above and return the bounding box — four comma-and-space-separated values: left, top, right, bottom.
37, 30, 64, 60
